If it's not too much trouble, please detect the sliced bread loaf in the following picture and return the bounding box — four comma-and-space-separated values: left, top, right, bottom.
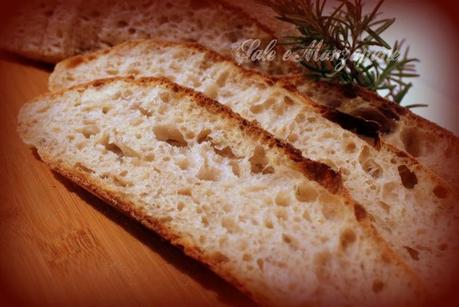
49, 40, 459, 292
2, 0, 457, 187
18, 77, 422, 306
0, 0, 57, 62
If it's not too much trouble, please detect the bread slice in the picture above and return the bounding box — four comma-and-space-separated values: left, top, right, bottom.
18, 76, 423, 306
49, 40, 459, 292
0, 0, 290, 73
0, 0, 57, 62
283, 76, 459, 188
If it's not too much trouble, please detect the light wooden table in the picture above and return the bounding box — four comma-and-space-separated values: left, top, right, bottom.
0, 56, 253, 306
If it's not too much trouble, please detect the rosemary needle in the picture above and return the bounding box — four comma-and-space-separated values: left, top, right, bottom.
259, 0, 421, 105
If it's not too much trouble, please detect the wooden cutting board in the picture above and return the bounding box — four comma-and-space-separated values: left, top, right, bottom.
0, 56, 254, 306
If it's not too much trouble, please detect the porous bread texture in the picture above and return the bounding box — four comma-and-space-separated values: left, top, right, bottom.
0, 0, 56, 61
286, 77, 459, 188
49, 40, 459, 293
18, 77, 422, 307
0, 0, 292, 74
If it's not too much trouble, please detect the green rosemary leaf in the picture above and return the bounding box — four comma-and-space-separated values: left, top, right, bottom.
364, 28, 391, 49
258, 0, 421, 105
404, 103, 428, 108
393, 83, 412, 103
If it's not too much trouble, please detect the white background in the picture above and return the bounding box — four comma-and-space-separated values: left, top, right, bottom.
383, 0, 458, 134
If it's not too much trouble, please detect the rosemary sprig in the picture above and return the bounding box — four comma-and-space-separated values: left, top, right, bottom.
259, 0, 421, 104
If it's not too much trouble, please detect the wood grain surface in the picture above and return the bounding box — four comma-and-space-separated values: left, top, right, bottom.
0, 55, 254, 306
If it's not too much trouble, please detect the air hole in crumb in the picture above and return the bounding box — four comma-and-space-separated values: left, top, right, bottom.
128, 27, 136, 34
37, 104, 50, 113
377, 201, 391, 213
213, 146, 237, 159
359, 146, 382, 178
210, 252, 229, 264
257, 259, 264, 271
249, 146, 274, 174
153, 125, 188, 147
404, 246, 420, 261
132, 104, 152, 117
159, 92, 171, 103
122, 89, 133, 99
264, 219, 274, 229
400, 127, 422, 157
75, 141, 86, 151
177, 202, 185, 211
295, 182, 318, 202
295, 113, 305, 123
249, 98, 274, 114
433, 185, 448, 199
144, 153, 155, 161
275, 190, 291, 207
106, 68, 119, 75
75, 162, 94, 174
113, 175, 132, 187
314, 251, 330, 280
287, 133, 298, 143
282, 234, 297, 249
197, 129, 211, 143
77, 125, 100, 139
177, 188, 192, 196
102, 105, 112, 114
361, 159, 382, 178
216, 70, 230, 86
177, 158, 191, 170
158, 15, 169, 24
398, 165, 418, 189
283, 95, 294, 106
205, 84, 219, 99
372, 280, 384, 293
197, 165, 220, 181
275, 208, 288, 221
185, 131, 195, 139
439, 243, 448, 251
302, 209, 311, 221
273, 101, 290, 116
117, 20, 128, 27
319, 194, 342, 220
230, 161, 241, 177
345, 142, 356, 153
339, 228, 356, 251
222, 217, 239, 233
